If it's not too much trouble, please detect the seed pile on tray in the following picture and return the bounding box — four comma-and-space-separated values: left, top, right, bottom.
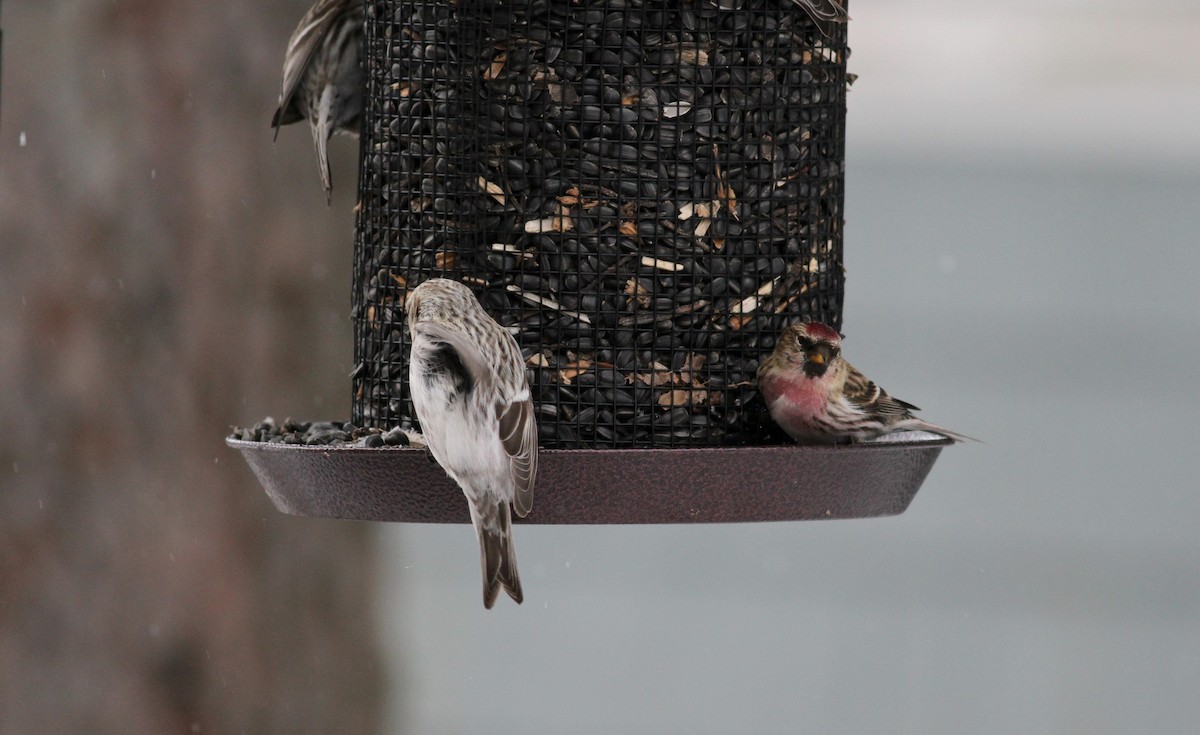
353, 0, 848, 447
231, 418, 423, 448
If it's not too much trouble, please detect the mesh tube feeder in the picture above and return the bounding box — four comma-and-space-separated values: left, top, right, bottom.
230, 0, 951, 523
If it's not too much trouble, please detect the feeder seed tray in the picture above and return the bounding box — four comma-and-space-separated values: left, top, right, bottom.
232, 0, 957, 523
227, 432, 949, 524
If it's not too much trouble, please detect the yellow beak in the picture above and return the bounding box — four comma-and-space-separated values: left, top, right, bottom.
809, 352, 825, 366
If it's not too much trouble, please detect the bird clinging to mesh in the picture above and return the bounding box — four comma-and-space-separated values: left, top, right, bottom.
716, 0, 849, 37
406, 279, 538, 609
789, 0, 850, 38
272, 0, 364, 203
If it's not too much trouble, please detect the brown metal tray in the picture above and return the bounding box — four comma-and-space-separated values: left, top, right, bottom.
227, 432, 951, 524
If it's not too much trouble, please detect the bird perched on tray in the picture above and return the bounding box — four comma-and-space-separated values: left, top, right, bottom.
757, 322, 975, 444
272, 0, 364, 203
406, 279, 537, 609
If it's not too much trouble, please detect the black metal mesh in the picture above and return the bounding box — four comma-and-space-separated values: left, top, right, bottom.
352, 0, 848, 448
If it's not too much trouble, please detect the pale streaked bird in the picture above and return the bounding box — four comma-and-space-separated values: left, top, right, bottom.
406, 278, 537, 609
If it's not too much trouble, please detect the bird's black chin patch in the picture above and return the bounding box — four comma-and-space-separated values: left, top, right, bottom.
802, 361, 829, 379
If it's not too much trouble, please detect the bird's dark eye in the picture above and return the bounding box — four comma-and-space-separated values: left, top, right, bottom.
796, 335, 812, 350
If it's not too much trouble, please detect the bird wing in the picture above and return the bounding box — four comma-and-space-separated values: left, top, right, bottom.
272, 0, 347, 134
412, 321, 493, 391
416, 321, 537, 515
498, 398, 537, 518
842, 363, 920, 417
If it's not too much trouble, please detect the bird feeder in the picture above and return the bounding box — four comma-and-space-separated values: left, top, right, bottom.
230, 0, 952, 523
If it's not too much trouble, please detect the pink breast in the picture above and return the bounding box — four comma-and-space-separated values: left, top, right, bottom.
760, 373, 827, 420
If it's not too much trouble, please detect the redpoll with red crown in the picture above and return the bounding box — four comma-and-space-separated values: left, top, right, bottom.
757, 322, 976, 444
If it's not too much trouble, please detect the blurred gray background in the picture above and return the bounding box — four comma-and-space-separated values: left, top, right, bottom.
3, 1, 1199, 734
1, 1, 378, 732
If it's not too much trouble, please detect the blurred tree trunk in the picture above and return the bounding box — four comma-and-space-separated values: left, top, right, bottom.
0, 2, 385, 733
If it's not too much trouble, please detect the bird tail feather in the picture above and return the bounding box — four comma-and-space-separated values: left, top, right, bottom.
904, 419, 980, 444
313, 86, 334, 204
473, 500, 523, 609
